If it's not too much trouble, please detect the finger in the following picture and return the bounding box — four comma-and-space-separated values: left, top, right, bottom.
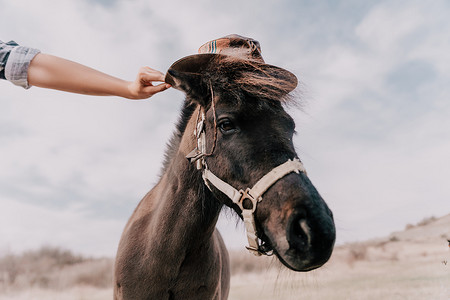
140, 72, 165, 83
146, 82, 170, 94
140, 67, 165, 82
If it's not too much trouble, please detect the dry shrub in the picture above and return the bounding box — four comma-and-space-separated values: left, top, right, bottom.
389, 235, 399, 242
403, 216, 438, 231
0, 253, 19, 284
53, 258, 113, 288
0, 246, 113, 292
349, 245, 368, 261
405, 223, 414, 230
229, 250, 277, 275
417, 216, 436, 227
344, 244, 369, 267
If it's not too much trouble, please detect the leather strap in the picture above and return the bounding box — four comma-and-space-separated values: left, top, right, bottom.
248, 159, 307, 201
202, 169, 242, 204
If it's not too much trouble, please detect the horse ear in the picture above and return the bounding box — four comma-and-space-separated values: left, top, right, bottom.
165, 69, 210, 106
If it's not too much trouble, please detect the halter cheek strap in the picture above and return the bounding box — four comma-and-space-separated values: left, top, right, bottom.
187, 109, 307, 256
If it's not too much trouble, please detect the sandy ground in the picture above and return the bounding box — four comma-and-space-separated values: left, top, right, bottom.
2, 247, 448, 300
0, 286, 111, 300
1, 214, 449, 299
228, 251, 450, 300
2, 255, 448, 300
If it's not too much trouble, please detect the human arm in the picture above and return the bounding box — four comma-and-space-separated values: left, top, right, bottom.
1, 40, 170, 99
27, 53, 170, 99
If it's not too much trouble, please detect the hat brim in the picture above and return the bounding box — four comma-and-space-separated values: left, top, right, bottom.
165, 53, 297, 93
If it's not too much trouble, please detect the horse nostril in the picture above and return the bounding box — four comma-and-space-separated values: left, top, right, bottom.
288, 214, 311, 251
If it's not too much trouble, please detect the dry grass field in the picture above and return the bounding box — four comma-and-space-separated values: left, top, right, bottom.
1, 214, 449, 300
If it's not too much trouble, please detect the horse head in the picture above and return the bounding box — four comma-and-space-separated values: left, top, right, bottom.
166, 52, 335, 272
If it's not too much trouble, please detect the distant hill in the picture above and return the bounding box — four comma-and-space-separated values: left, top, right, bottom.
334, 213, 450, 264
390, 213, 450, 242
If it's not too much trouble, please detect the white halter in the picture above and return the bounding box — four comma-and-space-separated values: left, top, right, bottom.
187, 109, 307, 256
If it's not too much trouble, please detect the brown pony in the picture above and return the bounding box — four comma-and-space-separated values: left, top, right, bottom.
114, 36, 335, 300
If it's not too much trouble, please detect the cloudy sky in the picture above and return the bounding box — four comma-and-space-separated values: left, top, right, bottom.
1, 0, 449, 256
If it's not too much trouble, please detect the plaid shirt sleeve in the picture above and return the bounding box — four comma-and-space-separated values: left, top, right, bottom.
0, 40, 40, 89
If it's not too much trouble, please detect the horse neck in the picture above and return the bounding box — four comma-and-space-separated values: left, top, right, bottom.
154, 106, 222, 250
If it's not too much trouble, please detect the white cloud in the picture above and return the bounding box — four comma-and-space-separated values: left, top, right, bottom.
294, 0, 450, 242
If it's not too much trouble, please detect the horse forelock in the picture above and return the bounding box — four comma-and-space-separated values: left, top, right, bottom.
210, 56, 299, 107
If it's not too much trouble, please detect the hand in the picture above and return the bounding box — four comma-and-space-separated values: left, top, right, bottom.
128, 66, 171, 99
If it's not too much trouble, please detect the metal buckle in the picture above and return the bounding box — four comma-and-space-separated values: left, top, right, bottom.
186, 148, 204, 163
238, 188, 257, 213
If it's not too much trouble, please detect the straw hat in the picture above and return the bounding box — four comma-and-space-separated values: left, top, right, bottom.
165, 34, 297, 93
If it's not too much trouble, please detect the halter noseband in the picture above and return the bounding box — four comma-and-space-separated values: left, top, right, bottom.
186, 105, 307, 256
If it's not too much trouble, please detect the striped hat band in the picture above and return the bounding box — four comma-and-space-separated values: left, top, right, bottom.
197, 34, 265, 63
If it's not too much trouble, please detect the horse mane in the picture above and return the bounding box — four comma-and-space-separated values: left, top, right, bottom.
160, 100, 197, 175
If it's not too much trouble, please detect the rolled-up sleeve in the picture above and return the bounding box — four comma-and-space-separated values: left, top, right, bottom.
0, 40, 40, 89
0, 40, 18, 79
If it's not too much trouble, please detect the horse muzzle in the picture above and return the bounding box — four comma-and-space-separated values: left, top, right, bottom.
258, 174, 336, 271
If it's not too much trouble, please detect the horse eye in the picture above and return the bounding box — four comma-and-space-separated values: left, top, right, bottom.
218, 119, 236, 134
